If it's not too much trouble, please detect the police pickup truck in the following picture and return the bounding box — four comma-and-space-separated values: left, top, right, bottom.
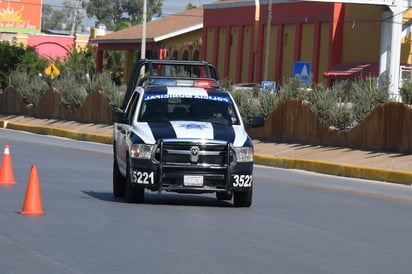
112, 59, 264, 207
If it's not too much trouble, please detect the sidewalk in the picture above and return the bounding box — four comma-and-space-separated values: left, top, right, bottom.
1, 114, 411, 185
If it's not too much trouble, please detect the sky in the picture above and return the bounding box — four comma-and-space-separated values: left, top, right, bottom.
43, 0, 217, 29
162, 0, 216, 16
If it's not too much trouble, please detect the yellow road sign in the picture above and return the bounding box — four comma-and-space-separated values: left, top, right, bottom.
44, 64, 60, 79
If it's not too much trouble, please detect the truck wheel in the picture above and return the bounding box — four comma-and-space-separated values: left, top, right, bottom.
233, 188, 252, 207
113, 158, 126, 197
125, 158, 144, 203
216, 192, 232, 201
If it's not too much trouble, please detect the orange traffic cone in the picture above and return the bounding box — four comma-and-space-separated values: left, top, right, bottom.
19, 165, 45, 215
0, 144, 16, 185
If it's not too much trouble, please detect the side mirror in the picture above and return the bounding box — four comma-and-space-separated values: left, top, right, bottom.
246, 116, 264, 128
112, 109, 129, 124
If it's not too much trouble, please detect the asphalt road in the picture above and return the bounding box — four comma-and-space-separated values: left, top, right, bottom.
1, 129, 412, 274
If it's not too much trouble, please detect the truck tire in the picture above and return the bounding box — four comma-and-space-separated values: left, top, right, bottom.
113, 157, 126, 197
125, 157, 145, 203
233, 188, 252, 207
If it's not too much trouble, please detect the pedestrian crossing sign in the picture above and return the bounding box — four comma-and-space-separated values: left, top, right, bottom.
45, 64, 60, 80
293, 62, 311, 85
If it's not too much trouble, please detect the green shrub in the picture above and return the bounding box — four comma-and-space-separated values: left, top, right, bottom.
9, 69, 47, 105
58, 45, 95, 81
52, 74, 87, 111
307, 81, 357, 130
17, 48, 48, 77
220, 79, 231, 89
89, 72, 126, 109
230, 88, 262, 122
4, 45, 397, 131
0, 41, 26, 89
331, 104, 353, 130
400, 81, 412, 105
258, 92, 279, 118
228, 77, 391, 131
278, 77, 308, 103
306, 85, 336, 128
351, 78, 390, 124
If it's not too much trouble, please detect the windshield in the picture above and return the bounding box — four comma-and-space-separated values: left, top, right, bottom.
138, 94, 240, 125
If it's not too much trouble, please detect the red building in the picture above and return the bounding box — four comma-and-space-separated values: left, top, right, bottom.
202, 1, 386, 86
90, 1, 412, 91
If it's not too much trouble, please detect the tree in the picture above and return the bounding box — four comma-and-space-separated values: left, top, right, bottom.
186, 3, 196, 10
0, 41, 26, 89
42, 4, 67, 30
121, 0, 162, 22
41, 2, 84, 32
63, 0, 85, 34
83, 0, 123, 29
83, 0, 163, 30
17, 48, 48, 77
55, 44, 96, 83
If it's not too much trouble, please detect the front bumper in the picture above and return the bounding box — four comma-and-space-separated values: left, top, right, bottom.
129, 139, 254, 194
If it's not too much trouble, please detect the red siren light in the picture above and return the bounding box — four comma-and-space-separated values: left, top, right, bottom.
194, 80, 218, 88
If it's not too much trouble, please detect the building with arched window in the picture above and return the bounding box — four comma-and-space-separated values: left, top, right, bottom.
90, 8, 204, 84
0, 0, 90, 61
202, 0, 412, 96
90, 1, 412, 96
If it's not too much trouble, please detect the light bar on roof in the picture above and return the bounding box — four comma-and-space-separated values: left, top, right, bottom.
148, 78, 176, 86
147, 77, 218, 88
176, 80, 195, 86
194, 80, 218, 88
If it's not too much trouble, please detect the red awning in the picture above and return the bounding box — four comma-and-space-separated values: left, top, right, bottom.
324, 63, 379, 79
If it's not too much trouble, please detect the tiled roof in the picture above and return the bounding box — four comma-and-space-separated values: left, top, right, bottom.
324, 63, 379, 79
91, 7, 204, 44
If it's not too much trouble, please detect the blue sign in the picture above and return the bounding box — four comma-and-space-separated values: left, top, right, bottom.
293, 62, 311, 85
261, 81, 276, 94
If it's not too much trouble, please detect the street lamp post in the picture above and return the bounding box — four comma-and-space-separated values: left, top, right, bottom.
140, 0, 147, 78
263, 0, 272, 81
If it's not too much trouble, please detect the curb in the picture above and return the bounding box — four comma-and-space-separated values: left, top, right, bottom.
254, 154, 412, 186
2, 119, 411, 186
0, 121, 113, 145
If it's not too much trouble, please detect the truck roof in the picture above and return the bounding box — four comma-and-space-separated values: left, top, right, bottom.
122, 59, 220, 109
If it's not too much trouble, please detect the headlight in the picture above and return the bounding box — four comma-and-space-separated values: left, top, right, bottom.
232, 147, 254, 162
131, 144, 156, 159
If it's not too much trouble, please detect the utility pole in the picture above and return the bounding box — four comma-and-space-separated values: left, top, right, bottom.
140, 0, 147, 78
70, 0, 82, 36
263, 0, 272, 81
141, 0, 147, 60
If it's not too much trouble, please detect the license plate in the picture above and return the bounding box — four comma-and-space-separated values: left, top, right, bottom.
183, 175, 203, 186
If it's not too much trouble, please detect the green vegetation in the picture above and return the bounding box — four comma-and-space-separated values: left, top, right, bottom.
230, 77, 392, 131
0, 41, 407, 129
400, 80, 412, 105
89, 72, 126, 109
84, 0, 163, 30
9, 69, 48, 105
42, 3, 84, 33
0, 41, 126, 110
0, 41, 26, 89
42, 0, 163, 33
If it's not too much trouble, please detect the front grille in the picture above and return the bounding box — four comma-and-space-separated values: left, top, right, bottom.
155, 139, 231, 166
152, 139, 232, 192
162, 153, 226, 165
